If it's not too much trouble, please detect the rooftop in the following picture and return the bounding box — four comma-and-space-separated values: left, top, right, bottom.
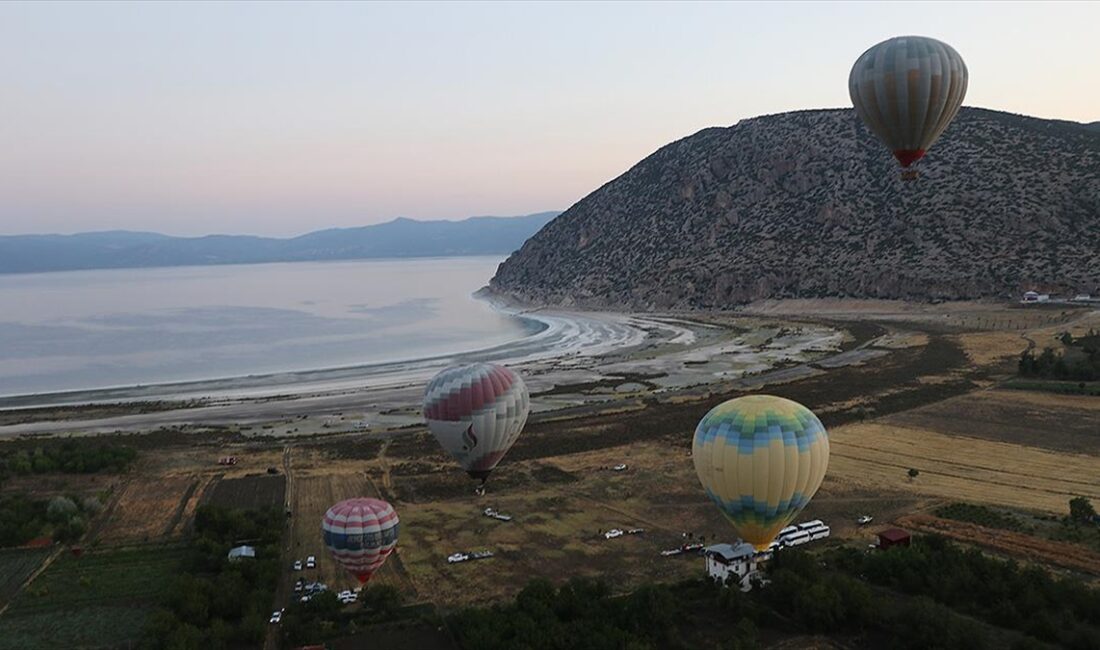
703, 542, 756, 561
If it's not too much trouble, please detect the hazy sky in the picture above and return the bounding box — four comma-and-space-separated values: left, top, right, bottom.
2, 1, 1097, 236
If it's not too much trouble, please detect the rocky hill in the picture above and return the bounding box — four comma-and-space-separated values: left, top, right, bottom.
491, 108, 1100, 308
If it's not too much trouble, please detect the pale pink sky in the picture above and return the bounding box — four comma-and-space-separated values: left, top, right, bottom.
1, 1, 1097, 236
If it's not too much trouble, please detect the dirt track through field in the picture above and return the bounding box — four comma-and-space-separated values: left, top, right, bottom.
898, 513, 1100, 575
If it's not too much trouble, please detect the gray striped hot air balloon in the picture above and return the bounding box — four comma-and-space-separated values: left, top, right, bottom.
423, 363, 530, 492
849, 36, 968, 176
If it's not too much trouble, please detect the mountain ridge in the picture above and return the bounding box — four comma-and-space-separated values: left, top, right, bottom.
0, 212, 558, 274
490, 108, 1100, 308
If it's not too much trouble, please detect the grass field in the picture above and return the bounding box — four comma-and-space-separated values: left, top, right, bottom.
0, 544, 185, 649
887, 388, 1100, 454
96, 475, 200, 543
288, 471, 386, 593
0, 548, 50, 607
828, 418, 1100, 514
203, 474, 286, 510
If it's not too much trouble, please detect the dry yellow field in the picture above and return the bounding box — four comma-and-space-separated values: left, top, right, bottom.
829, 420, 1100, 513
96, 474, 200, 543
285, 469, 418, 596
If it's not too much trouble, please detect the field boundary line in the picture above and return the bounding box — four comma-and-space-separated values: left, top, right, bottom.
0, 545, 62, 618
162, 475, 200, 537
833, 438, 1100, 491
830, 451, 1100, 501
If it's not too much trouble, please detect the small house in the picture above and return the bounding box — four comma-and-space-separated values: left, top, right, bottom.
703, 542, 758, 585
877, 528, 911, 550
228, 545, 256, 562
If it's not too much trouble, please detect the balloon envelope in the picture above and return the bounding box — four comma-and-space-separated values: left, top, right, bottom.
849, 35, 968, 168
423, 363, 530, 481
322, 497, 399, 584
692, 395, 829, 550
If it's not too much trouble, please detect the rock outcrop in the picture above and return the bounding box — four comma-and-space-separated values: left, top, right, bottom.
491, 108, 1100, 308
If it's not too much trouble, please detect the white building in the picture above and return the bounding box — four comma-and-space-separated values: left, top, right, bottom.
1021, 291, 1050, 304
703, 542, 758, 587
227, 545, 256, 562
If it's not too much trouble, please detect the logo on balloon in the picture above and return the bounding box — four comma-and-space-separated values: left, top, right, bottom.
461, 425, 478, 451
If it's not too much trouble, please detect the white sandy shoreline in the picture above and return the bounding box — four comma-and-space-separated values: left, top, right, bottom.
0, 307, 686, 410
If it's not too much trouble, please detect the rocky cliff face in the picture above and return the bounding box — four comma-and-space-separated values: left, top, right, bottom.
491, 108, 1100, 309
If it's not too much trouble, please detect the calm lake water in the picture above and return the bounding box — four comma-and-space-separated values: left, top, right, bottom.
0, 257, 535, 396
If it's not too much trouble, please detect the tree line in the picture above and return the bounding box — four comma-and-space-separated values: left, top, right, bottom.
448, 535, 1100, 650
1018, 329, 1100, 381
0, 493, 103, 547
0, 441, 136, 483
140, 505, 284, 650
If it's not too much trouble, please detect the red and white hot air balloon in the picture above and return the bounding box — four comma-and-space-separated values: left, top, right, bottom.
423, 363, 530, 488
321, 497, 399, 585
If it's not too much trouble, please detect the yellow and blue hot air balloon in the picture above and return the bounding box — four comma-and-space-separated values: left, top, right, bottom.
692, 395, 829, 550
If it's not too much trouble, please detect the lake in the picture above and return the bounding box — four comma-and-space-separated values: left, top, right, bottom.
0, 257, 537, 396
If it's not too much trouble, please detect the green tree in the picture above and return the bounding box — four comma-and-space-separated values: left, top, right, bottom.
1069, 496, 1097, 523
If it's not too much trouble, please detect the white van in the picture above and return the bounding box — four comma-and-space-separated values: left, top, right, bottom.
796, 520, 824, 531
780, 530, 810, 547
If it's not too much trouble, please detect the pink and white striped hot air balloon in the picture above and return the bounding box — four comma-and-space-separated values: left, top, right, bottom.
322, 498, 399, 585
423, 363, 530, 487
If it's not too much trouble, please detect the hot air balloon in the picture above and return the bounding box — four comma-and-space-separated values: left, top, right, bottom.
692, 395, 829, 550
849, 35, 968, 178
322, 497, 399, 585
423, 363, 530, 491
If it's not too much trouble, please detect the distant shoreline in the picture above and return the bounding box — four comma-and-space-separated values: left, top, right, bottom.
0, 211, 559, 275
0, 251, 514, 278
0, 297, 554, 409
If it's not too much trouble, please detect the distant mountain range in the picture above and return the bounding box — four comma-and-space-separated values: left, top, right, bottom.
491, 108, 1100, 307
0, 212, 559, 274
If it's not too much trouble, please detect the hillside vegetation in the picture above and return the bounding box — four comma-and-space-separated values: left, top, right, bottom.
492, 108, 1100, 308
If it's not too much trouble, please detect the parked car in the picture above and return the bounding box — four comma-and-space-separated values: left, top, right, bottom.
857, 515, 874, 525
484, 508, 512, 522
660, 548, 683, 557
337, 590, 357, 604
293, 560, 303, 571
612, 464, 627, 471
306, 555, 316, 569
604, 529, 624, 539
293, 578, 305, 593
627, 528, 645, 535
269, 610, 283, 624
448, 552, 470, 564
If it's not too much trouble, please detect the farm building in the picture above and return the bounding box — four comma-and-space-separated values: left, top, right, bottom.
877, 528, 911, 550
703, 542, 758, 586
227, 545, 256, 561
